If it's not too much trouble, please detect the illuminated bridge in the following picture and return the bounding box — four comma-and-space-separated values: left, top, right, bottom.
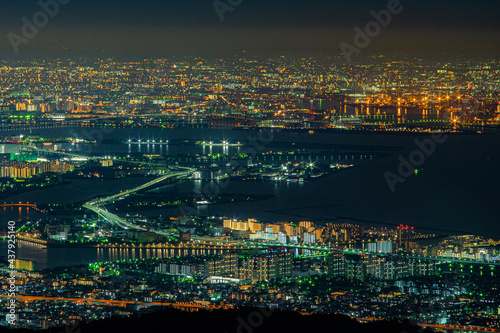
1, 202, 37, 208
86, 167, 194, 206
20, 146, 101, 161
1, 295, 231, 311
83, 167, 195, 236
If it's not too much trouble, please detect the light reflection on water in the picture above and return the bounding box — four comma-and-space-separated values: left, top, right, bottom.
0, 239, 224, 270
0, 127, 499, 269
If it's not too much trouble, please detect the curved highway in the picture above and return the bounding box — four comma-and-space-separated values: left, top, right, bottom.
83, 167, 195, 235
87, 168, 194, 206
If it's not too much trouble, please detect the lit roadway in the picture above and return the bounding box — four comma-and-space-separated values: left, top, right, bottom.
84, 205, 177, 237
4, 296, 498, 332
0, 203, 37, 208
242, 242, 500, 266
2, 295, 229, 311
373, 253, 500, 267
419, 323, 500, 333
354, 317, 500, 333
21, 146, 98, 161
189, 239, 500, 267
83, 167, 195, 235
83, 205, 148, 232
86, 167, 194, 206
64, 150, 499, 267
182, 239, 500, 266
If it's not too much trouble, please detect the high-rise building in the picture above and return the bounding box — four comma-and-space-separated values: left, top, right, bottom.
345, 253, 368, 281
397, 225, 414, 249
377, 241, 393, 254
14, 259, 34, 271
341, 229, 349, 242
267, 224, 281, 234
237, 250, 292, 282
248, 220, 263, 232
204, 253, 238, 277
343, 250, 436, 281
367, 242, 377, 252
284, 223, 299, 236
299, 221, 312, 229
303, 232, 316, 244
223, 219, 233, 229
327, 252, 345, 277
277, 231, 287, 244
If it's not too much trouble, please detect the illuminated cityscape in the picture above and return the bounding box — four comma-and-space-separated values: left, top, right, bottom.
0, 0, 499, 332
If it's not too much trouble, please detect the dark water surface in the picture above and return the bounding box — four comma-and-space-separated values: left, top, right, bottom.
1, 127, 499, 268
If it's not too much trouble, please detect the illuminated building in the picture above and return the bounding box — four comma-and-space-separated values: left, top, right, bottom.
204, 253, 238, 277
377, 241, 393, 254
303, 232, 316, 244
345, 253, 368, 282
224, 219, 263, 232
238, 252, 292, 282
397, 225, 415, 249
14, 259, 34, 271
299, 221, 312, 229
0, 160, 74, 178
44, 225, 71, 241
344, 251, 436, 281
327, 252, 345, 277
283, 223, 299, 236
100, 160, 114, 167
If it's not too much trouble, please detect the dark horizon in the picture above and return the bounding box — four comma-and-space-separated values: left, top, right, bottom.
0, 0, 499, 57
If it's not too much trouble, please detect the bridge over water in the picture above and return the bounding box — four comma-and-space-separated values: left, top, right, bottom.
1, 202, 37, 208
20, 146, 99, 161
83, 167, 195, 236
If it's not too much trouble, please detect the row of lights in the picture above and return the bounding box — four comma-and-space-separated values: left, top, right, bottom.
128, 139, 170, 144
202, 141, 240, 146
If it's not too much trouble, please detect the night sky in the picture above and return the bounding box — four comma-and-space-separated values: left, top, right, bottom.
0, 0, 499, 57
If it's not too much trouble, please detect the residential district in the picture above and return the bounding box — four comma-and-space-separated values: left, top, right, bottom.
1, 217, 499, 331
